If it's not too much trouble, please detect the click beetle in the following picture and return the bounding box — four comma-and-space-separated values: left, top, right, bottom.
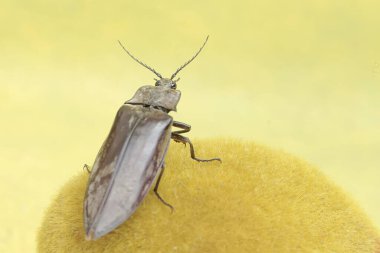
83, 36, 221, 240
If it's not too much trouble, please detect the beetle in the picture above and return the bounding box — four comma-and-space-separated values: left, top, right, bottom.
83, 36, 221, 240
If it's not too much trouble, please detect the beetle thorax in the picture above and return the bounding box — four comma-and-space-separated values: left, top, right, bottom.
126, 85, 181, 112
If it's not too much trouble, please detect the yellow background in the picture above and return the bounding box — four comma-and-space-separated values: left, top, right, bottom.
1, 0, 379, 252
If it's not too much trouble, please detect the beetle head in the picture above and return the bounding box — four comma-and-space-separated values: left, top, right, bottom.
154, 78, 179, 89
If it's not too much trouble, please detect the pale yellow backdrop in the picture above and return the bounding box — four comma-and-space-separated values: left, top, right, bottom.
1, 0, 379, 252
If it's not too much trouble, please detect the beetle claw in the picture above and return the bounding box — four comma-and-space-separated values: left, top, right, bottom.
154, 190, 174, 213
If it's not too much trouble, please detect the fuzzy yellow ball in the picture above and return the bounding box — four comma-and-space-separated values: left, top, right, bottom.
37, 139, 380, 252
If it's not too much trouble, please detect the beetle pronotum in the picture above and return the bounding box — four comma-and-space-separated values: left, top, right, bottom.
83, 36, 221, 240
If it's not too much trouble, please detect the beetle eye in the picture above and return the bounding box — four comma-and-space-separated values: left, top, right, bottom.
171, 83, 177, 89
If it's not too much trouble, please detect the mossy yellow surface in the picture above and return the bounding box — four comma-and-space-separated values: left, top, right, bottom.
37, 139, 379, 253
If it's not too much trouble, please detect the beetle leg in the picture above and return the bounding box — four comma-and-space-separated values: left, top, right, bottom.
172, 121, 191, 134
154, 166, 174, 212
171, 133, 222, 162
172, 121, 190, 146
83, 164, 92, 173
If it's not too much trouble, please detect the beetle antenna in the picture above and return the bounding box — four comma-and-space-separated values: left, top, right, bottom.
118, 40, 163, 79
170, 35, 209, 80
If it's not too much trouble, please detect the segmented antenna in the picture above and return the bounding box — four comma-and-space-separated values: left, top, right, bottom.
118, 40, 163, 79
170, 35, 209, 80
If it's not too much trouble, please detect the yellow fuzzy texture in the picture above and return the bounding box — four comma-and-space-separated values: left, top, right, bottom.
37, 139, 380, 253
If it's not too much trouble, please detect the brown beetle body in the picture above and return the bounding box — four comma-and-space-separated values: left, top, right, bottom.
83, 37, 220, 240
